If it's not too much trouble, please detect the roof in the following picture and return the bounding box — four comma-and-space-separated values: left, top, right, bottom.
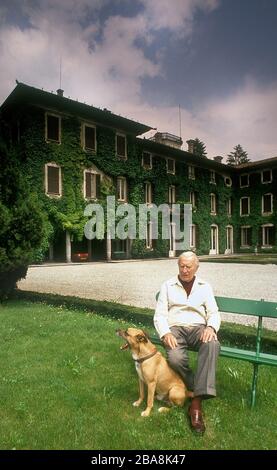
0, 82, 153, 136
235, 156, 277, 170
138, 136, 235, 172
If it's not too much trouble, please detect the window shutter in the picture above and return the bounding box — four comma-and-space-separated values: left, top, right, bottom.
85, 172, 92, 198
117, 178, 121, 200
85, 126, 96, 151
263, 194, 272, 213
143, 152, 151, 167
117, 135, 126, 157
47, 115, 60, 142
96, 174, 101, 199
48, 166, 60, 194
269, 227, 275, 246
248, 227, 252, 246
125, 178, 128, 202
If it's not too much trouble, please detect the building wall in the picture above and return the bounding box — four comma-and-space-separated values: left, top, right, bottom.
3, 101, 277, 260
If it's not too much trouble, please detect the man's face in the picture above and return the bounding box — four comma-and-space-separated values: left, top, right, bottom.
178, 256, 198, 283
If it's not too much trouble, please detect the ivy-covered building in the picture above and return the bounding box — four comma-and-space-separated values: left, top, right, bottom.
0, 82, 276, 261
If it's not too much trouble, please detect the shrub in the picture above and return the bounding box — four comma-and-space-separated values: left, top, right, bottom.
0, 138, 46, 298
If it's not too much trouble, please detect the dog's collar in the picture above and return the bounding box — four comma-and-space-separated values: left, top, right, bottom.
133, 348, 158, 364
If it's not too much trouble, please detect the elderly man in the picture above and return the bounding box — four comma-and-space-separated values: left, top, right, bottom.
154, 251, 220, 434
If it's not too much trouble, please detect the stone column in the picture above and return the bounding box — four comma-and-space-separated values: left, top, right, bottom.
66, 231, 72, 263
106, 230, 112, 262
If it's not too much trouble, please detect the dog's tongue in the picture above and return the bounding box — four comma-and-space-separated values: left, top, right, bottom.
120, 343, 129, 350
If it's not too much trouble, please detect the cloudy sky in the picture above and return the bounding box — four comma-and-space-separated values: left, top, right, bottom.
1, 0, 277, 161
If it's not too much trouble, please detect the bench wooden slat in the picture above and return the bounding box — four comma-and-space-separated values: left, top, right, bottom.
149, 337, 277, 367
220, 346, 277, 366
215, 296, 277, 318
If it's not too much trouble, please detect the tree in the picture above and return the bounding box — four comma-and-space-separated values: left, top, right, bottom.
226, 144, 250, 166
0, 138, 46, 298
193, 138, 207, 158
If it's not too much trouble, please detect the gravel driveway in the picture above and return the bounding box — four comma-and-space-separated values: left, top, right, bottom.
18, 259, 277, 330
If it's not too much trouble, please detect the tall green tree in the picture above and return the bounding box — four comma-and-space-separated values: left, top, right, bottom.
226, 144, 250, 166
193, 138, 207, 158
0, 138, 46, 298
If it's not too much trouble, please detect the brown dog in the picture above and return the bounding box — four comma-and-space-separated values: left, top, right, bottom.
117, 327, 193, 417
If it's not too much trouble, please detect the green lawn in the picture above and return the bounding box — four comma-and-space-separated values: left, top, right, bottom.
201, 254, 277, 264
0, 300, 276, 450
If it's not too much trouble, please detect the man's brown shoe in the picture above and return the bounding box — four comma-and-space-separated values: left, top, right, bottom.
188, 406, 206, 434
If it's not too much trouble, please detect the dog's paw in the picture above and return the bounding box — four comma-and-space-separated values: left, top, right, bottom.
141, 409, 151, 417
133, 400, 142, 407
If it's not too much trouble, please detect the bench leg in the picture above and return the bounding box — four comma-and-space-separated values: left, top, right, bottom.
251, 364, 259, 409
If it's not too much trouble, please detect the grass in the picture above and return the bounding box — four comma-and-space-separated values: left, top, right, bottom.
201, 254, 277, 264
0, 299, 276, 450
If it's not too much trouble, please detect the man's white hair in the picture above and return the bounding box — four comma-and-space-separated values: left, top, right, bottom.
178, 251, 199, 267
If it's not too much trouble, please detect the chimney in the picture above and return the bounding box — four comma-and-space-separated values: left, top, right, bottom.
56, 88, 64, 97
150, 132, 183, 149
213, 155, 223, 163
186, 139, 195, 153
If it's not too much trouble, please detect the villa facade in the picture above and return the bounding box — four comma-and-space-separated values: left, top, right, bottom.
0, 82, 276, 261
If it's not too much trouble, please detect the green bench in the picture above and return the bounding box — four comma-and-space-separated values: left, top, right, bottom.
151, 295, 277, 408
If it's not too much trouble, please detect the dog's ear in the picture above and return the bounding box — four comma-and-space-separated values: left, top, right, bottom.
136, 333, 148, 343
142, 330, 150, 339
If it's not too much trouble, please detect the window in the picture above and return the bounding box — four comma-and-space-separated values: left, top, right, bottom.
240, 197, 250, 216
226, 225, 233, 252
168, 185, 176, 204
188, 165, 195, 180
190, 224, 196, 248
146, 221, 153, 249
224, 176, 232, 187
262, 224, 275, 247
189, 191, 196, 208
145, 182, 152, 205
261, 169, 272, 184
142, 152, 152, 169
227, 198, 232, 216
241, 226, 252, 247
167, 158, 175, 175
113, 239, 126, 254
82, 124, 96, 152
45, 113, 61, 143
84, 170, 101, 199
45, 163, 62, 197
210, 224, 219, 253
117, 177, 127, 202
240, 174, 249, 188
210, 193, 217, 215
210, 170, 216, 184
116, 134, 127, 159
262, 193, 273, 215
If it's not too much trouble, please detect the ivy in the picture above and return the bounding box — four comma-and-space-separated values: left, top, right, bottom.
16, 106, 277, 259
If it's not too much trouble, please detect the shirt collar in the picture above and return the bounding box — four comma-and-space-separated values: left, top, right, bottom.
170, 275, 205, 287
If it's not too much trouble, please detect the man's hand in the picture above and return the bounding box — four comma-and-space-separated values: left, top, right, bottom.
162, 333, 178, 349
200, 326, 217, 343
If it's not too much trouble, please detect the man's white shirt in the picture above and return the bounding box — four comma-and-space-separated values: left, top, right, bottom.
154, 275, 221, 339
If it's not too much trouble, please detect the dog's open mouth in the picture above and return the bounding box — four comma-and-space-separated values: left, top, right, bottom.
116, 329, 129, 351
